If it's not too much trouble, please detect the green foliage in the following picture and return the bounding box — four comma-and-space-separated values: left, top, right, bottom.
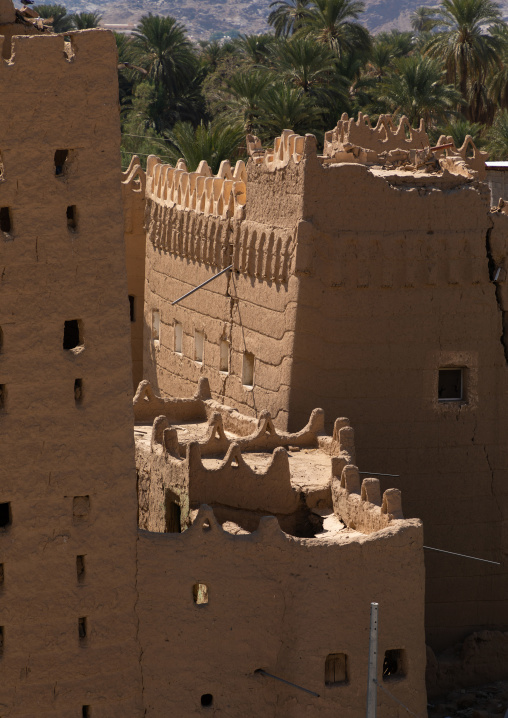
70, 11, 102, 29
33, 4, 73, 33
164, 122, 246, 172
486, 109, 508, 158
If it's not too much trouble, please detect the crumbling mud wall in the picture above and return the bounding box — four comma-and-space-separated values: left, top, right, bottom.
123, 155, 146, 390
287, 143, 508, 650
137, 505, 426, 718
0, 30, 142, 715
142, 145, 302, 426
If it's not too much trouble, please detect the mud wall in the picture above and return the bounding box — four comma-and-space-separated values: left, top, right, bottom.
289, 155, 508, 650
0, 31, 142, 716
137, 507, 427, 718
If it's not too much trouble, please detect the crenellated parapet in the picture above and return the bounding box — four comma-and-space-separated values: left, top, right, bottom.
332, 463, 405, 534
146, 155, 247, 220
246, 129, 315, 169
435, 133, 488, 180
133, 378, 211, 423
324, 113, 429, 158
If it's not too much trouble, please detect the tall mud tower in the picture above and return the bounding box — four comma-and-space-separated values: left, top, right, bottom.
0, 29, 142, 715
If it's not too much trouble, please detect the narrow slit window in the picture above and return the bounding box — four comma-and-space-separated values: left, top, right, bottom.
383, 649, 406, 680
219, 339, 229, 373
0, 384, 5, 411
438, 368, 463, 401
82, 707, 90, 718
128, 295, 135, 323
195, 330, 204, 363
164, 490, 181, 533
76, 555, 85, 583
66, 205, 77, 231
78, 617, 87, 640
54, 149, 69, 176
242, 352, 254, 387
201, 694, 213, 707
0, 563, 4, 587
193, 583, 209, 605
63, 319, 82, 350
0, 207, 11, 233
0, 626, 4, 655
325, 653, 348, 685
0, 326, 3, 352
74, 378, 83, 406
174, 321, 183, 354
152, 310, 160, 344
0, 503, 11, 529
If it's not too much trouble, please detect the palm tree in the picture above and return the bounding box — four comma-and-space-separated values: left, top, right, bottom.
487, 25, 508, 110
268, 35, 337, 93
255, 83, 324, 139
410, 5, 439, 32
485, 110, 508, 158
437, 117, 484, 146
70, 11, 102, 29
375, 30, 415, 57
379, 54, 461, 125
165, 121, 246, 173
235, 34, 276, 66
131, 14, 196, 95
217, 71, 272, 132
299, 0, 371, 58
268, 0, 312, 38
425, 0, 503, 113
33, 4, 73, 32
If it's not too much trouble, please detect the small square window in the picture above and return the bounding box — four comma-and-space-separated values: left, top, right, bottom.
438, 368, 463, 401
383, 649, 406, 680
63, 319, 83, 351
54, 149, 69, 176
0, 503, 11, 529
325, 653, 348, 685
201, 694, 213, 707
82, 707, 91, 718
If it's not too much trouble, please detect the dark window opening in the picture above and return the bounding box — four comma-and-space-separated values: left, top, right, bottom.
438, 368, 463, 401
129, 295, 135, 323
76, 555, 85, 583
82, 707, 90, 718
67, 205, 77, 230
74, 378, 83, 405
193, 583, 209, 605
164, 491, 181, 533
383, 649, 405, 680
0, 326, 3, 352
0, 207, 11, 233
325, 653, 348, 685
201, 694, 213, 707
63, 319, 82, 350
0, 384, 5, 411
0, 503, 11, 529
78, 617, 87, 640
0, 564, 4, 586
54, 149, 69, 176
0, 626, 3, 654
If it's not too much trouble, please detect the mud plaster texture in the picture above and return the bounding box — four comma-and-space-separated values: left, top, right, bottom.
136, 126, 508, 654
133, 388, 426, 717
0, 28, 143, 716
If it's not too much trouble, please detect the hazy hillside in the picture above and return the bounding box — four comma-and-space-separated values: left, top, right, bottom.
34, 0, 461, 40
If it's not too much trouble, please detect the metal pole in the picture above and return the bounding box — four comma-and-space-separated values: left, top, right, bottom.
171, 264, 233, 306
366, 602, 379, 718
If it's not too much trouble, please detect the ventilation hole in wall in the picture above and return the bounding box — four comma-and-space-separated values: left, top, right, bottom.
193, 583, 209, 605
73, 495, 90, 524
78, 617, 87, 641
82, 707, 91, 718
219, 339, 229, 372
202, 519, 211, 532
201, 694, 213, 707
325, 653, 348, 685
74, 378, 83, 406
66, 205, 77, 231
174, 321, 183, 354
242, 352, 254, 387
152, 309, 160, 344
0, 503, 11, 529
383, 649, 406, 680
0, 207, 11, 234
194, 330, 204, 363
438, 368, 463, 401
164, 491, 181, 533
0, 384, 6, 411
63, 319, 82, 350
76, 555, 85, 583
128, 295, 135, 323
54, 149, 69, 176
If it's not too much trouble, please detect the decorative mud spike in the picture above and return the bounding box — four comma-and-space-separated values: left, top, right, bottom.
324, 112, 429, 157
247, 130, 316, 169
435, 133, 488, 179
133, 378, 211, 423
